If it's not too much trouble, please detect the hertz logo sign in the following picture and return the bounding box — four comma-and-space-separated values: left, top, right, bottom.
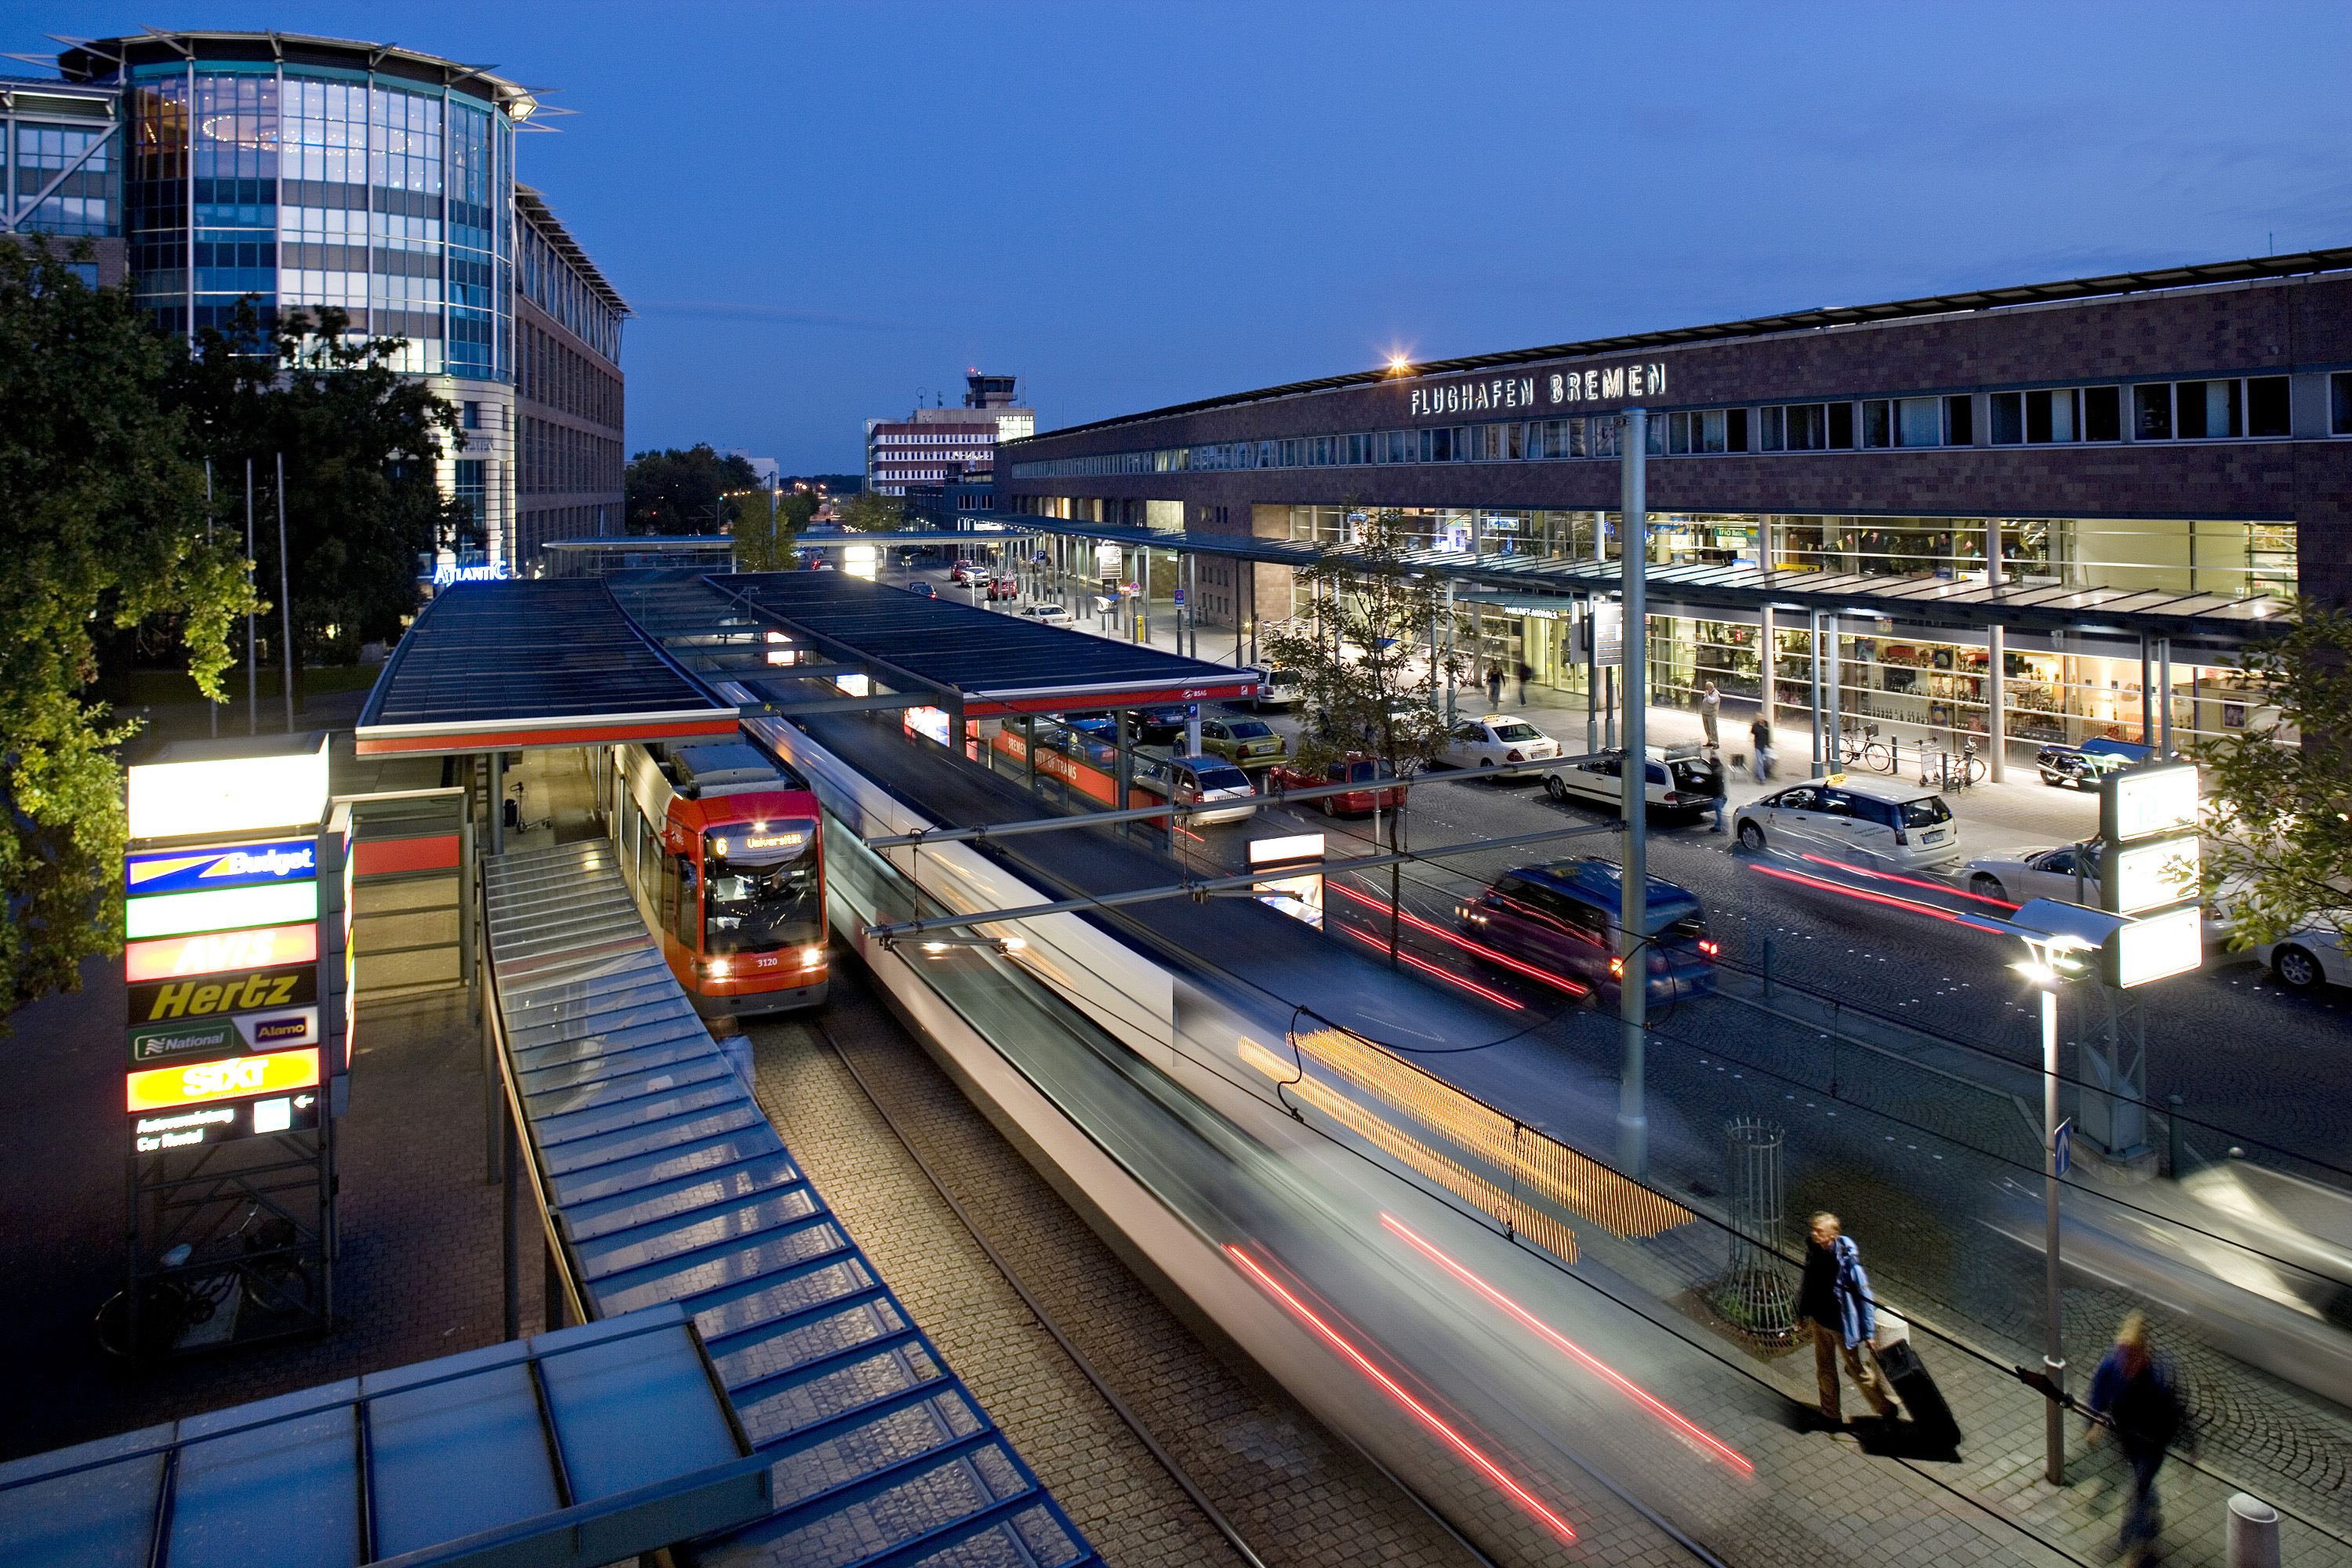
128, 964, 318, 1024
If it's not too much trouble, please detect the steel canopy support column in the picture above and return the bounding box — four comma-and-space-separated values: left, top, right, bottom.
488, 749, 506, 857
2042, 984, 2067, 1484
2140, 635, 2154, 748
1759, 603, 1775, 739
1825, 612, 1842, 770
1618, 407, 1650, 1181
2158, 637, 2173, 757
1988, 624, 2007, 782
1443, 580, 1458, 727
1809, 610, 1825, 779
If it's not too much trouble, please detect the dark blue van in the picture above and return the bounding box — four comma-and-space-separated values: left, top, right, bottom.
1456, 856, 1719, 1003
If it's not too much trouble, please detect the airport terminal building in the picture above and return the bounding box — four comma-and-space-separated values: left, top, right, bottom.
997, 249, 2352, 758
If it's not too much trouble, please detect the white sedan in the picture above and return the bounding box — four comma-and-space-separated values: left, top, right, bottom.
1959, 843, 2102, 906
2255, 924, 2350, 993
1439, 716, 1560, 775
1014, 601, 1073, 626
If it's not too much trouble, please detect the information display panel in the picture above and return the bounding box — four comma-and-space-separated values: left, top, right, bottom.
132, 1090, 321, 1153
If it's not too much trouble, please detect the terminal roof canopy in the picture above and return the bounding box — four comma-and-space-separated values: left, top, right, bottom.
356, 579, 742, 756
628, 570, 1261, 714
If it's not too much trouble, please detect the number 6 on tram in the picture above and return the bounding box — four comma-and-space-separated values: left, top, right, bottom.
609, 740, 829, 1014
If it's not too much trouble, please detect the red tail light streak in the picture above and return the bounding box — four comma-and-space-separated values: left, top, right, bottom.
1751, 862, 2015, 936
1379, 1214, 1753, 1474
1225, 1243, 1578, 1544
1330, 882, 1587, 997
1796, 853, 2020, 910
1340, 924, 1524, 1008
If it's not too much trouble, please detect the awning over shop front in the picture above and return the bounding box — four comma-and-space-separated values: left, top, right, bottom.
356, 579, 743, 757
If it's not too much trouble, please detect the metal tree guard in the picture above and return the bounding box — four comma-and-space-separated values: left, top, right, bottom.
1714, 1118, 1798, 1341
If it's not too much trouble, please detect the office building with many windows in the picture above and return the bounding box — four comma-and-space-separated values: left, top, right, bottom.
864, 372, 1034, 495
1000, 248, 2352, 760
26, 30, 626, 572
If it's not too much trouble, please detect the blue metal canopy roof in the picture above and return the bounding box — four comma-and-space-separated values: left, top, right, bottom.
356, 579, 742, 756
0, 1305, 768, 1568
482, 840, 1099, 1568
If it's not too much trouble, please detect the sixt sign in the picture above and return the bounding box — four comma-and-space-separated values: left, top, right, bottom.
125, 839, 317, 896
129, 964, 318, 1025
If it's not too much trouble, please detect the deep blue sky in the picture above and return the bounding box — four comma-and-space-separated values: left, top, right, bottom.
16, 2, 2352, 470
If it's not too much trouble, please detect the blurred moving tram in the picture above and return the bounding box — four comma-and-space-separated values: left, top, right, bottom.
604, 739, 829, 1015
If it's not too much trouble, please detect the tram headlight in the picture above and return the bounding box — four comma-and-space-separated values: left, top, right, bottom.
703, 956, 733, 978
800, 946, 824, 967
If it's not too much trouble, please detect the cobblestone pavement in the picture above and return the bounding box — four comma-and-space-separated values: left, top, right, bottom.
744, 970, 1494, 1568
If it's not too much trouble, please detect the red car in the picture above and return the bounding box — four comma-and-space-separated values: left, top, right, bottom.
1268, 753, 1401, 816
986, 574, 1021, 601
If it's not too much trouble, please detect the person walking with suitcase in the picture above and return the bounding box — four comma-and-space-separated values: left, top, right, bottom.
1750, 713, 1774, 783
1799, 1212, 1896, 1427
2087, 1312, 2187, 1566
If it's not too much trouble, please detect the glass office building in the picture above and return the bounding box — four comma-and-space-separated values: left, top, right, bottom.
37, 31, 622, 568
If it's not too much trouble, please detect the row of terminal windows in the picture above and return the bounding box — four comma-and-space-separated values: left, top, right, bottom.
1013, 373, 2352, 479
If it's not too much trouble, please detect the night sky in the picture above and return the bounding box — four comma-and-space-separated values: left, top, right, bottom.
14, 1, 2350, 470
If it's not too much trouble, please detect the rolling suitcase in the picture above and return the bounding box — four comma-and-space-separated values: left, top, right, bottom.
1873, 1332, 1961, 1446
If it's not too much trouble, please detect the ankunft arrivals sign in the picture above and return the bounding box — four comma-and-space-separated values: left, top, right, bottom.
1407, 361, 1668, 419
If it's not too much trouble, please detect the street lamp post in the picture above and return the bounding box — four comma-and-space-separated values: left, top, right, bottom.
1618, 406, 1648, 1179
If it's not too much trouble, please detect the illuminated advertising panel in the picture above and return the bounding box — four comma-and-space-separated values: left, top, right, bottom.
2109, 906, 2204, 988
2112, 837, 2201, 917
128, 1006, 321, 1065
2102, 762, 2199, 843
125, 736, 328, 840
124, 922, 318, 982
125, 1046, 321, 1112
125, 838, 318, 895
128, 964, 318, 1025
132, 1091, 320, 1153
124, 880, 318, 940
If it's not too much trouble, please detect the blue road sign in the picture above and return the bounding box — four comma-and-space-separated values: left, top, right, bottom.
2053, 1117, 2073, 1178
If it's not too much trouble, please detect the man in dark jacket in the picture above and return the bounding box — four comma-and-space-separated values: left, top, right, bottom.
1701, 747, 1727, 833
2088, 1312, 2186, 1565
1799, 1212, 1894, 1425
1750, 714, 1775, 782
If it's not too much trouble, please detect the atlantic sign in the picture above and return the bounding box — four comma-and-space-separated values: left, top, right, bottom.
1407, 361, 1668, 419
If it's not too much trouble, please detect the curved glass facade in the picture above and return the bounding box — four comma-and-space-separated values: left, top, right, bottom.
126, 61, 512, 379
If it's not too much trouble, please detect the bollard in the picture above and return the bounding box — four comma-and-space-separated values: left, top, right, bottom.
2227, 1493, 2280, 1568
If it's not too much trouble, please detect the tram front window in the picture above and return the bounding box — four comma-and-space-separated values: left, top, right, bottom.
704, 820, 822, 953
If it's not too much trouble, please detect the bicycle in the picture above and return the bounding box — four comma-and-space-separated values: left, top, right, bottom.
96, 1203, 315, 1359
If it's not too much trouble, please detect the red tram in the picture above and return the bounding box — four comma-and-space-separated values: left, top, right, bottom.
607, 739, 829, 1015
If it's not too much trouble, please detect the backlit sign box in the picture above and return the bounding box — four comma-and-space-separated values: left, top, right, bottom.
2108, 906, 2203, 989
129, 964, 318, 1025
125, 922, 318, 982
125, 1046, 321, 1113
2102, 762, 2199, 843
129, 1006, 321, 1065
124, 879, 318, 940
132, 1091, 319, 1154
2112, 838, 2201, 917
126, 735, 329, 840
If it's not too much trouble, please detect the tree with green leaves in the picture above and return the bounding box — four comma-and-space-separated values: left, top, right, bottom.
2194, 599, 2352, 952
1262, 505, 1465, 788
167, 303, 470, 686
835, 488, 905, 532
731, 488, 811, 572
625, 445, 760, 535
0, 241, 256, 1014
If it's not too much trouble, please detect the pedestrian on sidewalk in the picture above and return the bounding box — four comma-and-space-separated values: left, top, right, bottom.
1515, 658, 1533, 706
1799, 1213, 1896, 1426
1700, 681, 1721, 748
1750, 714, 1774, 783
2087, 1312, 2188, 1566
1701, 747, 1727, 833
1486, 663, 1504, 710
